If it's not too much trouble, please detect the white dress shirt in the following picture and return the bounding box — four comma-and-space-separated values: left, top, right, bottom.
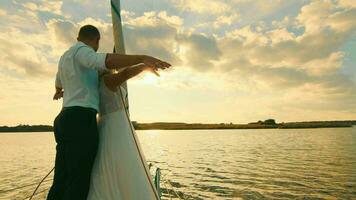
55, 41, 108, 112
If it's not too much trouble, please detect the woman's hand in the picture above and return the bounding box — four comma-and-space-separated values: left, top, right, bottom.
53, 87, 63, 100
142, 64, 160, 77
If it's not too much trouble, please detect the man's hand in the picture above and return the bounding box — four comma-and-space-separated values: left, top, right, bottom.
53, 87, 63, 100
142, 55, 171, 71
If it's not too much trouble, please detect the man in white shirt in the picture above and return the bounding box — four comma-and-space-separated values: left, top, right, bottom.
47, 25, 171, 200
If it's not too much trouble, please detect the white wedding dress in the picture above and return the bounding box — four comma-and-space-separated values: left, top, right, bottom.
87, 78, 159, 200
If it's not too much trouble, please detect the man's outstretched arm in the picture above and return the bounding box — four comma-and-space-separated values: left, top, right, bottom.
75, 45, 171, 71
105, 54, 171, 71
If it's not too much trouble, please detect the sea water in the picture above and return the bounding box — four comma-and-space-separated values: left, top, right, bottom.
0, 128, 355, 199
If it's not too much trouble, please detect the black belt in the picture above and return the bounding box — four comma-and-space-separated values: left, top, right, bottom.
62, 106, 97, 115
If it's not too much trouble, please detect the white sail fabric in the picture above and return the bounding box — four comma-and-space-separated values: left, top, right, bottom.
87, 1, 160, 199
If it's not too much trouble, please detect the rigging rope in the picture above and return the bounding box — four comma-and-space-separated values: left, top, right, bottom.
23, 188, 50, 200
28, 167, 54, 200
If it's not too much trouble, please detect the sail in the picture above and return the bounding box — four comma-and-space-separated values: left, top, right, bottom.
110, 0, 129, 114
110, 1, 161, 199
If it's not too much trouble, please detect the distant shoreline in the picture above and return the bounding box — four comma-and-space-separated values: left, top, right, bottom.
1, 120, 355, 132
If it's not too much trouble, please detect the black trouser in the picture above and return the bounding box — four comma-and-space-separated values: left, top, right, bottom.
47, 106, 98, 200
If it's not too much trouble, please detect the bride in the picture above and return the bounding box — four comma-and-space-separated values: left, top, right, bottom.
87, 64, 164, 200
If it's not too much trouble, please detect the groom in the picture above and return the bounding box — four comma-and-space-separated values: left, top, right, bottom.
48, 24, 171, 200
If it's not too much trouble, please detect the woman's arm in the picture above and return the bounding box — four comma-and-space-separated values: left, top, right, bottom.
103, 64, 159, 92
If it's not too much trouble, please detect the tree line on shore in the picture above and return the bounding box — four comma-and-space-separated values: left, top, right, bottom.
1, 120, 355, 132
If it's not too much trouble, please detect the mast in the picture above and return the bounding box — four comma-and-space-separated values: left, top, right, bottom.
110, 0, 129, 114
110, 1, 160, 199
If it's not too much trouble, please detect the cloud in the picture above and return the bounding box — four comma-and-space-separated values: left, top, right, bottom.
94, 0, 355, 95
22, 0, 63, 15
337, 0, 356, 9
167, 0, 355, 120
272, 16, 293, 29
197, 13, 240, 29
172, 0, 231, 15
296, 0, 356, 34
0, 10, 184, 78
0, 8, 6, 16
213, 13, 240, 28
124, 11, 184, 28
2, 1, 355, 83
0, 30, 55, 77
176, 33, 221, 71
229, 0, 302, 23
216, 1, 356, 77
122, 12, 181, 65
0, 14, 112, 78
47, 19, 77, 46
157, 11, 184, 27
0, 7, 41, 32
122, 11, 223, 71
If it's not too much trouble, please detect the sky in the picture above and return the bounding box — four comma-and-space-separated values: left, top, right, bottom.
0, 0, 355, 126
